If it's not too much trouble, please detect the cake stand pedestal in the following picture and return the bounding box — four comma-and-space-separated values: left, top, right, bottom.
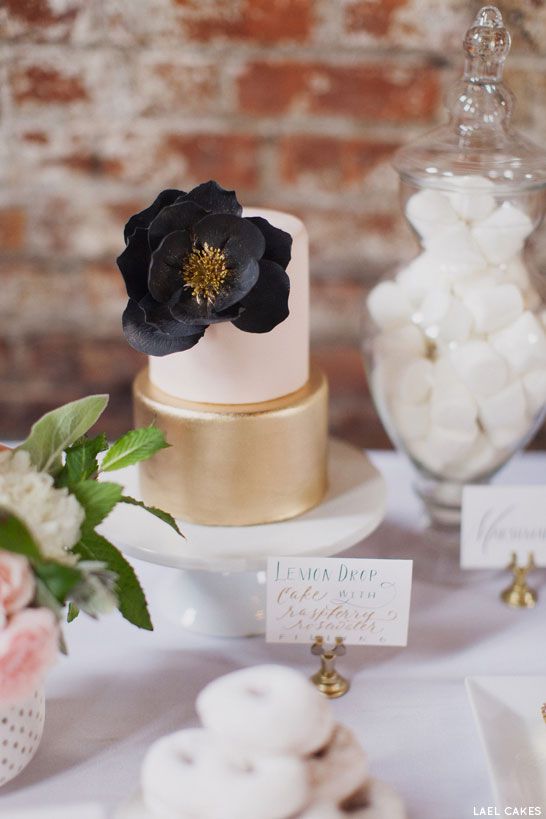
100, 439, 386, 637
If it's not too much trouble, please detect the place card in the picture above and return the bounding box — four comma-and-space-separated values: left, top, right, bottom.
266, 556, 413, 645
461, 485, 546, 568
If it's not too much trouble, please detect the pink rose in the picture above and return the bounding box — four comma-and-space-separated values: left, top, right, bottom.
0, 552, 35, 616
0, 608, 59, 705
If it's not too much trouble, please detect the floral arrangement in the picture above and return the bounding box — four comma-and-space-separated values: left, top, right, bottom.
0, 394, 181, 705
118, 180, 293, 355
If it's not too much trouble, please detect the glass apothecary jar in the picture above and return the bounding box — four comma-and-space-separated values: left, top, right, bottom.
362, 6, 546, 527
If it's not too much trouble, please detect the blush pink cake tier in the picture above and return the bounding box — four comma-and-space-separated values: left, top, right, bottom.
134, 208, 328, 526
148, 210, 310, 405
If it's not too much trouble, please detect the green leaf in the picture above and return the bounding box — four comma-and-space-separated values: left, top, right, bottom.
120, 495, 185, 538
74, 531, 153, 631
56, 433, 109, 488
34, 577, 63, 619
100, 426, 169, 473
18, 395, 109, 475
71, 480, 122, 530
33, 561, 82, 604
0, 509, 42, 560
67, 602, 80, 623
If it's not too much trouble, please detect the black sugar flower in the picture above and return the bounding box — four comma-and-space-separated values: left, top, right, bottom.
117, 181, 292, 356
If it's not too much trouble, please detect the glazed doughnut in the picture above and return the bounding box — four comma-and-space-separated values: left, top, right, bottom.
297, 804, 344, 819
306, 724, 368, 806
340, 779, 407, 819
141, 728, 309, 819
196, 665, 334, 757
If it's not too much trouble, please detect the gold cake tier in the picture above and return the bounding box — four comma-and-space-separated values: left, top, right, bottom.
133, 364, 329, 526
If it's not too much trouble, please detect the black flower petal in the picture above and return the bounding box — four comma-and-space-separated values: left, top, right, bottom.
148, 230, 192, 303
122, 299, 204, 356
232, 259, 290, 334
246, 216, 292, 269
116, 228, 151, 301
177, 180, 242, 216
193, 213, 265, 262
169, 291, 244, 326
148, 201, 208, 252
140, 294, 207, 336
190, 214, 264, 310
124, 189, 183, 244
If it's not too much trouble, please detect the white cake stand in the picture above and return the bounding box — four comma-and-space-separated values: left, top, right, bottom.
100, 439, 386, 637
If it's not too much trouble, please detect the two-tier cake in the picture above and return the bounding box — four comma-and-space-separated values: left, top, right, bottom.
117, 181, 328, 525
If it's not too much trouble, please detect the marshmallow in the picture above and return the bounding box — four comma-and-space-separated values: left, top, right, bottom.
425, 225, 487, 279
427, 424, 479, 464
417, 290, 473, 344
444, 433, 502, 481
447, 175, 496, 222
433, 355, 460, 385
472, 202, 534, 265
405, 189, 459, 239
397, 358, 434, 404
374, 324, 426, 362
452, 273, 498, 300
407, 438, 447, 475
141, 728, 309, 819
430, 379, 478, 433
450, 340, 509, 397
500, 256, 531, 291
417, 288, 451, 327
478, 380, 528, 449
366, 281, 413, 330
307, 725, 368, 807
490, 311, 546, 374
196, 665, 334, 758
391, 400, 430, 441
396, 254, 449, 306
522, 370, 546, 417
463, 283, 524, 333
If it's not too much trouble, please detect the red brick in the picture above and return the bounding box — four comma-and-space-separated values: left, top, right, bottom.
159, 133, 260, 191
22, 131, 49, 144
183, 0, 313, 43
345, 0, 408, 37
11, 65, 88, 105
238, 61, 440, 121
52, 152, 124, 178
1, 0, 77, 29
280, 136, 397, 192
78, 339, 142, 387
135, 58, 221, 116
0, 208, 27, 251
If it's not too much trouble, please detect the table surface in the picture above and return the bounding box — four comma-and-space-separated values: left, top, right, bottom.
0, 450, 545, 819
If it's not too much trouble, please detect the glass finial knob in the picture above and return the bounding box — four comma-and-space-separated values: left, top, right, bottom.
464, 5, 511, 78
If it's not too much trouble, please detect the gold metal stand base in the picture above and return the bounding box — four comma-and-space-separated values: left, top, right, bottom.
310, 669, 350, 699
133, 364, 328, 526
501, 586, 537, 609
500, 552, 538, 609
310, 636, 350, 699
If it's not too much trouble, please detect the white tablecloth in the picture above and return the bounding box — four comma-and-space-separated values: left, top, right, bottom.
0, 451, 545, 819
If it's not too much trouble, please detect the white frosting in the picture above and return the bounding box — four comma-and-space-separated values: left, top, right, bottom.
148, 208, 309, 404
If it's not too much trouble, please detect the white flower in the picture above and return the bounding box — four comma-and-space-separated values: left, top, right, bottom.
73, 561, 118, 617
0, 449, 84, 564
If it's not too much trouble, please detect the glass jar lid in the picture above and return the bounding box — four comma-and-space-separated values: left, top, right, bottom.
394, 6, 546, 194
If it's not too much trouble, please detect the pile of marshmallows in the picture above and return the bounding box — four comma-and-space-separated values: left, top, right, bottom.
140, 665, 405, 819
367, 176, 546, 481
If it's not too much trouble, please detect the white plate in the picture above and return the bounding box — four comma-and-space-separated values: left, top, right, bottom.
466, 676, 546, 807
99, 438, 386, 572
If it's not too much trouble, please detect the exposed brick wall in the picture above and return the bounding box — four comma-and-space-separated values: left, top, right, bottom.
1, 0, 546, 449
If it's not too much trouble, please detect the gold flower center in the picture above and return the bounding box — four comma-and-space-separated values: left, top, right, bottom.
182, 243, 229, 304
